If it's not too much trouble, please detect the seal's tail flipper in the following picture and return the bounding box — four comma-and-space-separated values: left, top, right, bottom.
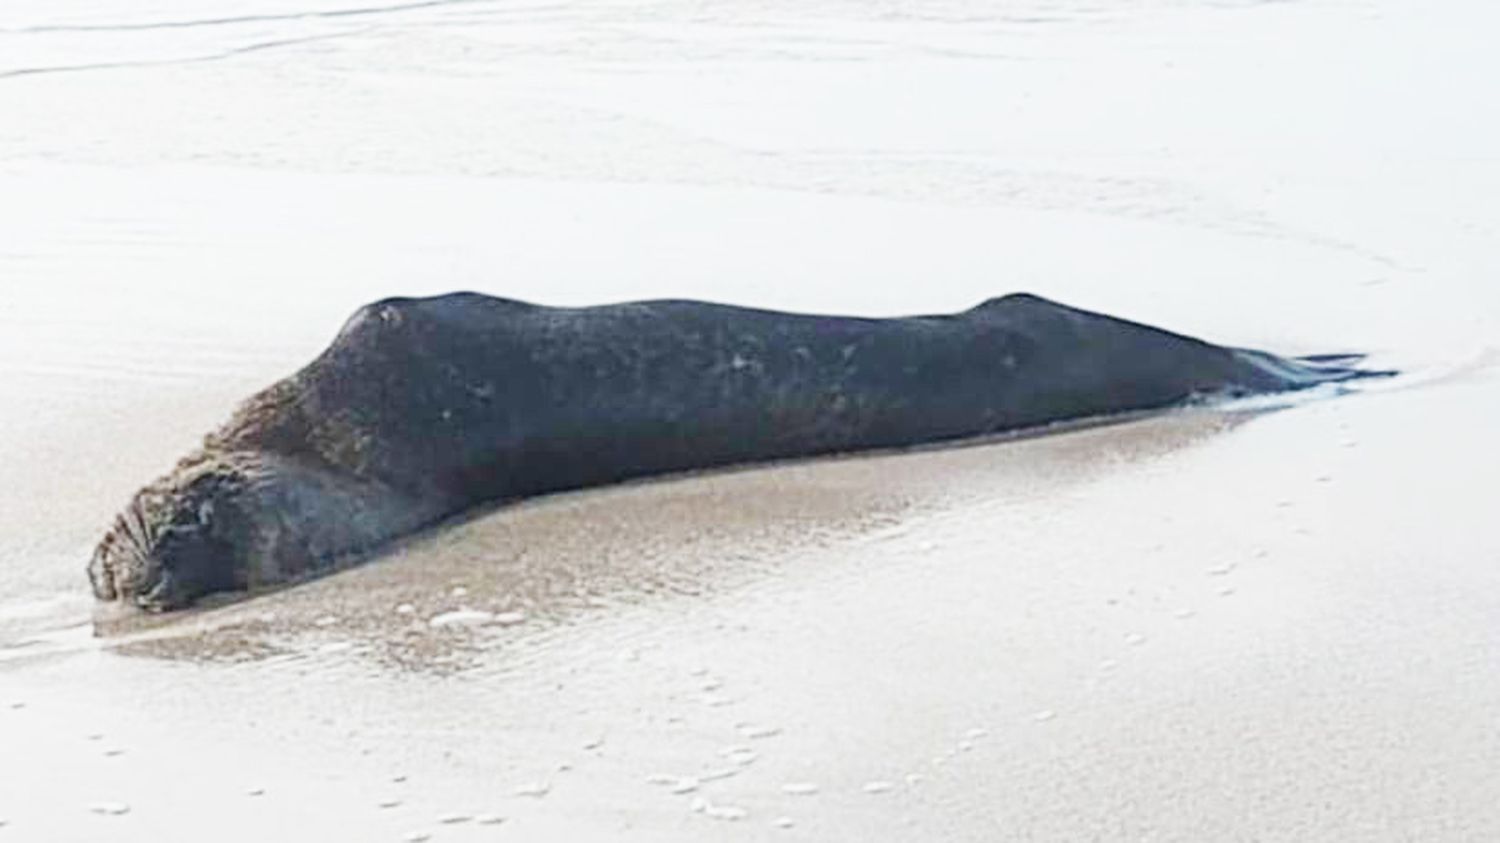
1232, 348, 1399, 390
1296, 352, 1399, 381
1297, 352, 1370, 366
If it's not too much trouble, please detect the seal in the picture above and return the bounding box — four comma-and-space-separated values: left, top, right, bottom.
88, 292, 1382, 610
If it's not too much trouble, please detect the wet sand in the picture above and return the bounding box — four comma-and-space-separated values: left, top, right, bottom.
6, 380, 1500, 841
4, 0, 1500, 839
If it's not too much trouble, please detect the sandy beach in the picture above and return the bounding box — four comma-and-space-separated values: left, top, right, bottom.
3, 0, 1499, 840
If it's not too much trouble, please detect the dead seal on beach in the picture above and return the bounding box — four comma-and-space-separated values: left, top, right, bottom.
89, 292, 1383, 610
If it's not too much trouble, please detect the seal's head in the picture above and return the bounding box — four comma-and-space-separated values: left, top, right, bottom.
88, 450, 432, 611
88, 466, 244, 612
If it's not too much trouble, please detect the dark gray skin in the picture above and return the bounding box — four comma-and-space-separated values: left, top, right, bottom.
89, 292, 1384, 611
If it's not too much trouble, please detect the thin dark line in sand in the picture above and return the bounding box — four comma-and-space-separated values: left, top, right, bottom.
0, 29, 367, 81
4, 0, 490, 34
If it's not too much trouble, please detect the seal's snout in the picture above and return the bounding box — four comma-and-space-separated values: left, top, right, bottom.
90, 516, 220, 611
89, 486, 183, 609
89, 529, 191, 611
88, 524, 160, 606
89, 460, 264, 612
89, 514, 151, 603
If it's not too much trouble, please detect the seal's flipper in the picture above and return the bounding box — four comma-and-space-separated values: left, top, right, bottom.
1232, 348, 1396, 389
1297, 352, 1369, 365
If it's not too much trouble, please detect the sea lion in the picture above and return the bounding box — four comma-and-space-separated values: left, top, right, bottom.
88, 292, 1382, 610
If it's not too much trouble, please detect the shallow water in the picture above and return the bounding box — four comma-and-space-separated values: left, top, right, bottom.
3, 0, 1500, 839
